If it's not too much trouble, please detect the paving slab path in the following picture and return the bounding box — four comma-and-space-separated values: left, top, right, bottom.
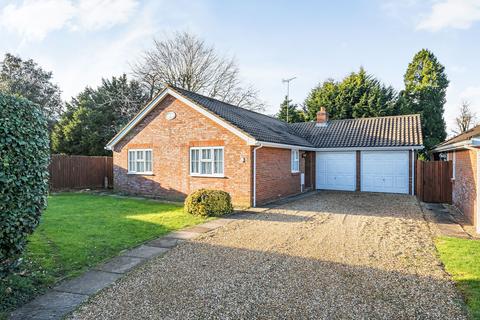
68, 192, 468, 320
9, 218, 233, 320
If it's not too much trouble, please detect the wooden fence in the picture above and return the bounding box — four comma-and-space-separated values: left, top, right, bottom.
416, 160, 452, 204
49, 154, 113, 191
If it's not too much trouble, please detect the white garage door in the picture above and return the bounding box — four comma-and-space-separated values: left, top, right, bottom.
316, 152, 356, 191
361, 151, 409, 194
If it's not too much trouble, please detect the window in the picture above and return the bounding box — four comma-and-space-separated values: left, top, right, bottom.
190, 147, 224, 177
128, 149, 152, 174
291, 149, 300, 173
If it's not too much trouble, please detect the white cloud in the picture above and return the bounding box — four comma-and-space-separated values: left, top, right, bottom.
417, 0, 480, 31
52, 0, 208, 100
0, 0, 75, 41
0, 0, 139, 42
76, 0, 138, 31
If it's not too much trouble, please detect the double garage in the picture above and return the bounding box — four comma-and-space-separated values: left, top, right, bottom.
315, 150, 413, 195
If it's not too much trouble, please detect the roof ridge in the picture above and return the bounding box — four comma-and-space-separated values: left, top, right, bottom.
288, 114, 420, 127
332, 113, 420, 121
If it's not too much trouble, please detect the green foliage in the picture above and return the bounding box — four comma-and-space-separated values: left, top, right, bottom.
185, 189, 233, 217
0, 53, 62, 128
276, 96, 305, 123
51, 74, 148, 156
305, 67, 399, 121
0, 93, 49, 276
400, 49, 448, 150
0, 193, 207, 316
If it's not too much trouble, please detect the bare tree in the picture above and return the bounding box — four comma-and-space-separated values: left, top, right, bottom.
131, 32, 264, 111
453, 100, 477, 134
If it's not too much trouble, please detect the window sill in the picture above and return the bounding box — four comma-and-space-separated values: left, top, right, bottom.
128, 172, 154, 176
291, 171, 300, 175
190, 175, 226, 179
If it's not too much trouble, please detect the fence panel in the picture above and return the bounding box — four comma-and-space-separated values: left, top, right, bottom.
49, 154, 113, 190
416, 160, 452, 203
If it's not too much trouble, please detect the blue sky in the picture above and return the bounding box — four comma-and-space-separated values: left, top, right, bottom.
1, 0, 479, 134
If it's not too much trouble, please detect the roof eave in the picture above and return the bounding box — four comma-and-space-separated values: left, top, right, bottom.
433, 139, 476, 152
313, 145, 424, 152
255, 142, 424, 152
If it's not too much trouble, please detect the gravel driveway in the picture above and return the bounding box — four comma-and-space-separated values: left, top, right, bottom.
70, 192, 467, 319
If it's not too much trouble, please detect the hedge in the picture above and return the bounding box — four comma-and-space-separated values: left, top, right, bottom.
184, 189, 233, 217
0, 93, 49, 276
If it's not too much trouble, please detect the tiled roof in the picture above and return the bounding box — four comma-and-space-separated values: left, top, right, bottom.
435, 124, 480, 148
170, 86, 423, 149
171, 86, 314, 147
289, 115, 423, 148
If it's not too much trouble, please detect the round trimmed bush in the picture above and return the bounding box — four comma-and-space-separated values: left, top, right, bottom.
184, 189, 233, 217
0, 93, 49, 276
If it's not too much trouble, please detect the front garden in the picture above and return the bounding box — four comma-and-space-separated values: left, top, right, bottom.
0, 192, 208, 318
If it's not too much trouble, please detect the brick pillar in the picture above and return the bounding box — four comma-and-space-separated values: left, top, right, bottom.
408, 150, 413, 195
356, 151, 361, 191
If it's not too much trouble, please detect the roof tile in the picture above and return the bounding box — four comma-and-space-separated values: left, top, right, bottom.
171, 86, 423, 149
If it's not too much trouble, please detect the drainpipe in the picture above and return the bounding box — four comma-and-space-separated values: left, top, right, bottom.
253, 144, 263, 207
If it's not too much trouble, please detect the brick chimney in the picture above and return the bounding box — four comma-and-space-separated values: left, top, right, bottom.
316, 107, 328, 126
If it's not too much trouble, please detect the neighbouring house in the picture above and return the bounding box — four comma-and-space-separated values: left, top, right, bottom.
433, 126, 480, 233
105, 85, 423, 207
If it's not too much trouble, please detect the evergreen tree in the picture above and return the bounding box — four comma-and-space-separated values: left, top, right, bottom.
0, 53, 62, 129
305, 67, 398, 121
51, 74, 148, 156
276, 96, 305, 123
400, 49, 448, 150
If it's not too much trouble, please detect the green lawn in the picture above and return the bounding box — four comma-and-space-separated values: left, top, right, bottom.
436, 236, 480, 319
0, 193, 207, 318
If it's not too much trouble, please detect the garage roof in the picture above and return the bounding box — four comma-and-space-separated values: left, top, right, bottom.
289, 115, 423, 148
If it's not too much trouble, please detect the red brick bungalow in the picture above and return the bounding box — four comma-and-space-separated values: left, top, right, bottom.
434, 126, 480, 233
105, 86, 423, 207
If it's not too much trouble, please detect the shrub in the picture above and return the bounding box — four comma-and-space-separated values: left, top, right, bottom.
0, 93, 49, 276
184, 189, 233, 217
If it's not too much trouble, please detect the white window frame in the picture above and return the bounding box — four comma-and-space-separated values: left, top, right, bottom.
291, 149, 300, 173
128, 149, 153, 174
190, 146, 224, 177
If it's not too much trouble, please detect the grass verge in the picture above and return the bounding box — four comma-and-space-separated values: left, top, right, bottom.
435, 236, 480, 319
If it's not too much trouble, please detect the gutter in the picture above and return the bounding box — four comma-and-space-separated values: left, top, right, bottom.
254, 141, 423, 152
433, 138, 480, 152
252, 144, 263, 207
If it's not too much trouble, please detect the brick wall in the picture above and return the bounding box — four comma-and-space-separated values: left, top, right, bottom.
255, 147, 305, 205
112, 95, 252, 207
448, 149, 477, 225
